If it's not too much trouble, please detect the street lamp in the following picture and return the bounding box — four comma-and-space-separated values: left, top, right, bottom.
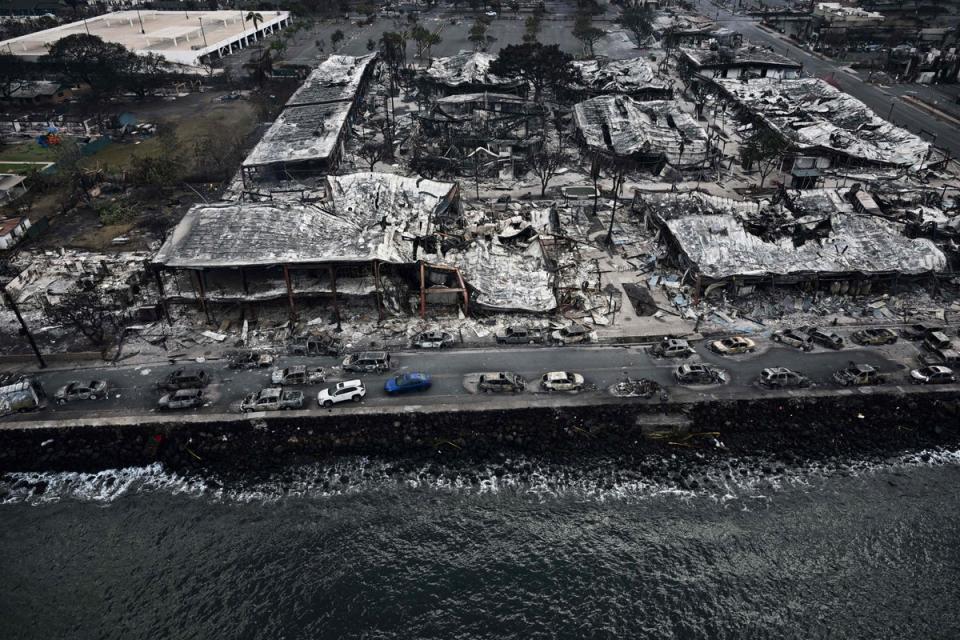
83, 17, 91, 36
198, 17, 208, 48
136, 8, 145, 35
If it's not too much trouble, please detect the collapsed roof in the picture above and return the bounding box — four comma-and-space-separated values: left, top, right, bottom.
679, 45, 802, 70
153, 172, 556, 312
285, 53, 377, 107
423, 51, 522, 91
651, 192, 946, 280
155, 172, 456, 267
241, 102, 352, 168
568, 58, 669, 96
713, 77, 930, 168
573, 96, 708, 166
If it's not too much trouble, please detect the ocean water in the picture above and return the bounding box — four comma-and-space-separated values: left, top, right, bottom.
2, 451, 960, 640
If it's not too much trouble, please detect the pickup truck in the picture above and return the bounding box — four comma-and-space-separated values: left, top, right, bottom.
240, 387, 304, 412
495, 326, 544, 344
270, 366, 326, 386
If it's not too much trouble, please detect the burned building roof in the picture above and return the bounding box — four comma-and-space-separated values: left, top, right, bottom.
568, 58, 670, 97
679, 45, 802, 70
713, 77, 930, 168
241, 101, 352, 169
652, 192, 946, 281
423, 51, 522, 92
155, 172, 457, 268
285, 53, 377, 107
573, 96, 708, 167
153, 172, 555, 312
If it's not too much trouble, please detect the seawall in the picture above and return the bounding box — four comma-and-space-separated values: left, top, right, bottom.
2, 389, 959, 472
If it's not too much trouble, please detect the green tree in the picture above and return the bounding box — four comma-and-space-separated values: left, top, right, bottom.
380, 31, 407, 72
742, 128, 788, 188
42, 34, 129, 88
618, 3, 654, 47
331, 29, 345, 50
366, 37, 377, 51
573, 13, 604, 57
522, 15, 541, 43
246, 11, 264, 55
468, 20, 488, 49
490, 43, 573, 100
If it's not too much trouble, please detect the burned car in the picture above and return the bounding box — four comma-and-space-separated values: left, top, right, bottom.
540, 371, 585, 392
771, 329, 813, 351
287, 333, 343, 356
270, 365, 327, 386
496, 326, 545, 344
550, 324, 593, 346
832, 364, 885, 386
650, 338, 695, 358
157, 369, 209, 392
909, 365, 957, 385
674, 364, 726, 385
158, 388, 205, 411
54, 380, 109, 405
477, 372, 525, 393
851, 328, 898, 346
806, 328, 844, 350
240, 387, 305, 412
758, 367, 812, 389
901, 324, 945, 341
411, 330, 455, 349
708, 336, 756, 355
227, 350, 275, 370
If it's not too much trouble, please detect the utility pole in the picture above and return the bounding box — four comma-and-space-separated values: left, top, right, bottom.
1, 286, 45, 369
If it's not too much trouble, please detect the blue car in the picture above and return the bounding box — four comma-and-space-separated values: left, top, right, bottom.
384, 372, 432, 394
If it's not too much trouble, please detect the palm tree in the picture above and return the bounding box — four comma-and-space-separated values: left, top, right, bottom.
246, 11, 264, 57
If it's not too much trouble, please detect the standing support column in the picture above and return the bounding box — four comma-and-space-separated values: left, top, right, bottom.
454, 267, 469, 315
373, 260, 385, 321
153, 267, 171, 325
329, 266, 341, 331
283, 265, 297, 320
419, 261, 427, 319
192, 269, 211, 323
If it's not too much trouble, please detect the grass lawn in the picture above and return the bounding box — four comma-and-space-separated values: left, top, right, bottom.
0, 162, 50, 174
0, 142, 58, 163
82, 99, 258, 173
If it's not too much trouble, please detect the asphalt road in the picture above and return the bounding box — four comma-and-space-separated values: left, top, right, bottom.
692, 0, 960, 157
4, 332, 934, 423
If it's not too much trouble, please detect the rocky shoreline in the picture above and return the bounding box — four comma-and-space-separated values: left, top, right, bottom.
0, 390, 958, 476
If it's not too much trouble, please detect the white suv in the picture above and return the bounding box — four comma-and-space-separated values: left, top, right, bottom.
317, 380, 366, 407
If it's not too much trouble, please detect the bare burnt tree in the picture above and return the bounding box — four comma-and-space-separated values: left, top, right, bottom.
358, 138, 387, 171
45, 288, 123, 347
530, 144, 565, 197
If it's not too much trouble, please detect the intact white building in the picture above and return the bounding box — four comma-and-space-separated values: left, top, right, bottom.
0, 10, 292, 68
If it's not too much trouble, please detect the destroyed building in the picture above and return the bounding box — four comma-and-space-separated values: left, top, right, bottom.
678, 45, 803, 80
413, 92, 546, 178
153, 172, 555, 319
240, 53, 377, 189
419, 51, 524, 99
640, 191, 947, 299
2, 250, 155, 317
711, 77, 932, 170
563, 58, 672, 102
573, 96, 708, 170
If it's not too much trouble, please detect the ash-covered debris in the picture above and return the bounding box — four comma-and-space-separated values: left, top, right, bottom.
573, 96, 708, 168
712, 77, 932, 169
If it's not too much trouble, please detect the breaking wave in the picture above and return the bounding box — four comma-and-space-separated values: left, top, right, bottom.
3, 448, 960, 506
